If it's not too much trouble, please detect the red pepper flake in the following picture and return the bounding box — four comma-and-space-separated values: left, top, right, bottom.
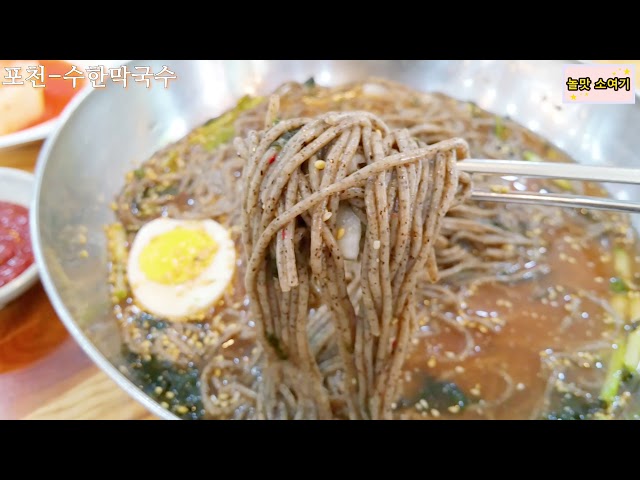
268, 154, 277, 165
281, 229, 286, 240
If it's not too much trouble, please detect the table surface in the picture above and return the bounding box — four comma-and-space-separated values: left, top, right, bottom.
0, 60, 637, 420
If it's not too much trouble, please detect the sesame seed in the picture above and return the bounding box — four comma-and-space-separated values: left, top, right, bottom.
470, 387, 481, 396
516, 383, 526, 391
455, 366, 465, 374
430, 408, 441, 418
373, 240, 381, 250
322, 211, 332, 221
314, 160, 326, 170
79, 250, 89, 258
448, 405, 461, 414
175, 405, 189, 415
427, 357, 437, 368
160, 402, 170, 409
165, 391, 175, 399
154, 386, 163, 395
337, 228, 346, 240
222, 339, 235, 349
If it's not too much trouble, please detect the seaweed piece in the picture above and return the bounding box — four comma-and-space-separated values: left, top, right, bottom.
545, 393, 604, 420
124, 349, 204, 420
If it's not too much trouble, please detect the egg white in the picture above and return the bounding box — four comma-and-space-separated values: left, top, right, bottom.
127, 217, 236, 322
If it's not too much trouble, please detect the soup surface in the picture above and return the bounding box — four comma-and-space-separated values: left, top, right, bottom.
105, 79, 640, 419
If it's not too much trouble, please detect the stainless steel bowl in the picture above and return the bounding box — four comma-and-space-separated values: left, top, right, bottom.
31, 60, 640, 420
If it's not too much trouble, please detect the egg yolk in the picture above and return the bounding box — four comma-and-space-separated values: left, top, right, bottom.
138, 227, 218, 285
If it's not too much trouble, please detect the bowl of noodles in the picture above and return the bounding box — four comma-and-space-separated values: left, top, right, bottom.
31, 60, 640, 420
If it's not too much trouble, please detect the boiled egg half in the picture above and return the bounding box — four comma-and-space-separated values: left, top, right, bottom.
127, 217, 236, 322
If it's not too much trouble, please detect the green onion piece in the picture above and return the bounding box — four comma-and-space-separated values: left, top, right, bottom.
624, 329, 640, 373
112, 290, 128, 302
610, 277, 629, 294
625, 294, 640, 372
613, 247, 633, 284
630, 294, 640, 322
494, 116, 506, 140
164, 151, 180, 172
600, 340, 627, 405
611, 293, 629, 319
522, 150, 539, 161
190, 95, 265, 151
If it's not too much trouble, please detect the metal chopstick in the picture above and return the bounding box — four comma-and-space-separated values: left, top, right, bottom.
459, 160, 640, 185
458, 159, 640, 214
470, 191, 640, 214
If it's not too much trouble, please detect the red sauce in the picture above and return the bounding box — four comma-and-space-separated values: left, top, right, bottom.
0, 201, 33, 288
21, 60, 87, 131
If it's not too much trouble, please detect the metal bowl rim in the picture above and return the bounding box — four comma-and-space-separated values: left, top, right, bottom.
29, 60, 640, 420
30, 64, 178, 419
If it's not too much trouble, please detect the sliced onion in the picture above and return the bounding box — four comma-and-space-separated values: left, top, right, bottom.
336, 205, 362, 261
350, 152, 365, 173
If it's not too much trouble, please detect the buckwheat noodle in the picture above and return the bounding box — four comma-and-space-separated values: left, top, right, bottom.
239, 108, 471, 419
